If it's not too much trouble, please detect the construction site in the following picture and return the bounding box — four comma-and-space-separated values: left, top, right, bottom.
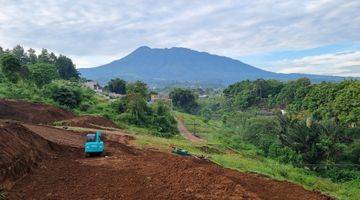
0, 99, 333, 200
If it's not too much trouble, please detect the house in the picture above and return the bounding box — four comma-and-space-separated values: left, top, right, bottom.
108, 92, 126, 99
83, 80, 102, 93
149, 94, 172, 106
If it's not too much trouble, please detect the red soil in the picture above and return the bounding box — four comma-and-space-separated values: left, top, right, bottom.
0, 99, 74, 124
0, 99, 118, 129
61, 115, 119, 129
0, 120, 65, 189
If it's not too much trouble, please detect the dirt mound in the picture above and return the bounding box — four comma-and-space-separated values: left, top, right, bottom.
61, 115, 118, 129
0, 121, 64, 190
0, 99, 74, 124
23, 124, 85, 148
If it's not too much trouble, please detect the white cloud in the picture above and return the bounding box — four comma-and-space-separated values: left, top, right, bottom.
0, 0, 359, 72
272, 51, 360, 77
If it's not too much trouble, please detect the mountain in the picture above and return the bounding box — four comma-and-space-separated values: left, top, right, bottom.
79, 46, 345, 87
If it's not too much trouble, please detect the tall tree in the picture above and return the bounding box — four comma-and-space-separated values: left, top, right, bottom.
126, 93, 149, 125
169, 88, 199, 113
0, 53, 26, 82
127, 81, 148, 98
55, 55, 79, 80
38, 48, 50, 63
0, 46, 4, 58
11, 45, 29, 65
27, 48, 37, 64
106, 78, 126, 94
49, 52, 57, 64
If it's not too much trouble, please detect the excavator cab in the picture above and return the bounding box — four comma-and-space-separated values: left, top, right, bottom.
84, 131, 104, 157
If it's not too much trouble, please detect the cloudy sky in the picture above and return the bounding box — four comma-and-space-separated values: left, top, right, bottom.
0, 0, 359, 76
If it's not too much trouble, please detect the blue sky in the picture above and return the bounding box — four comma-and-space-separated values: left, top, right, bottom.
0, 0, 359, 76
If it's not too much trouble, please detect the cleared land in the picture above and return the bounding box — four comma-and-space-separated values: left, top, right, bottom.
0, 99, 333, 200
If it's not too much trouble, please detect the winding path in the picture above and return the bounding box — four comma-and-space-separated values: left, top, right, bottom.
176, 117, 204, 143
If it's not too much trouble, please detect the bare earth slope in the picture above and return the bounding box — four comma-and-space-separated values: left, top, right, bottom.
0, 99, 74, 124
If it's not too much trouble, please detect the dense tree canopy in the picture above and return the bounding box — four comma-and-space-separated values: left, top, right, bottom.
105, 78, 127, 94
0, 45, 79, 81
55, 55, 79, 80
221, 78, 360, 126
127, 81, 148, 98
0, 53, 28, 83
169, 88, 199, 114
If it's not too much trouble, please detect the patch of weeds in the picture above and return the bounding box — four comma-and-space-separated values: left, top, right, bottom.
278, 168, 289, 178
197, 145, 223, 154
53, 120, 64, 126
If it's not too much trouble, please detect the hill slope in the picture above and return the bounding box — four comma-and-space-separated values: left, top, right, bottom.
79, 46, 344, 86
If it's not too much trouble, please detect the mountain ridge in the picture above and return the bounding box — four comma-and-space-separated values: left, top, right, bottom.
79, 46, 345, 86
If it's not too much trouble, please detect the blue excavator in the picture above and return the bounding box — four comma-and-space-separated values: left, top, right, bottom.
84, 131, 104, 157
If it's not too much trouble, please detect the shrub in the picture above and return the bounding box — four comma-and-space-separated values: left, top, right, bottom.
29, 62, 59, 86
268, 144, 303, 166
79, 102, 91, 111
150, 101, 178, 137
0, 53, 28, 83
111, 98, 127, 113
51, 87, 81, 108
43, 81, 84, 108
326, 168, 360, 182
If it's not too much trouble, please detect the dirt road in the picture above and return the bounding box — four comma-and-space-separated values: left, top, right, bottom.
176, 118, 204, 143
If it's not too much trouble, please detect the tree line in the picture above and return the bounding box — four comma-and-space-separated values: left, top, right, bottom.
0, 45, 79, 85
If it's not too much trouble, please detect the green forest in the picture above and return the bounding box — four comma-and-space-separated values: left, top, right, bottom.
1, 45, 359, 199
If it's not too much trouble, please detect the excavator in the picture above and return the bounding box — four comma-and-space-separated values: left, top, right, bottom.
84, 131, 104, 157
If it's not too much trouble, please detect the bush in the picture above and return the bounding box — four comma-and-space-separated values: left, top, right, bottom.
150, 101, 178, 137
268, 144, 303, 166
29, 62, 59, 86
111, 98, 127, 113
0, 53, 28, 83
51, 87, 81, 108
79, 102, 91, 111
0, 81, 43, 101
43, 81, 85, 108
326, 168, 360, 182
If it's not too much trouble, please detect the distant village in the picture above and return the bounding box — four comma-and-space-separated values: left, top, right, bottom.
83, 80, 178, 105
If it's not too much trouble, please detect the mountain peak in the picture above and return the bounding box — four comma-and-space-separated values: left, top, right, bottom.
79, 46, 344, 86
134, 45, 151, 51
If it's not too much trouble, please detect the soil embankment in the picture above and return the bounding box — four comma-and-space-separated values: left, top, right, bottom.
0, 120, 69, 190
0, 99, 74, 124
60, 115, 119, 129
